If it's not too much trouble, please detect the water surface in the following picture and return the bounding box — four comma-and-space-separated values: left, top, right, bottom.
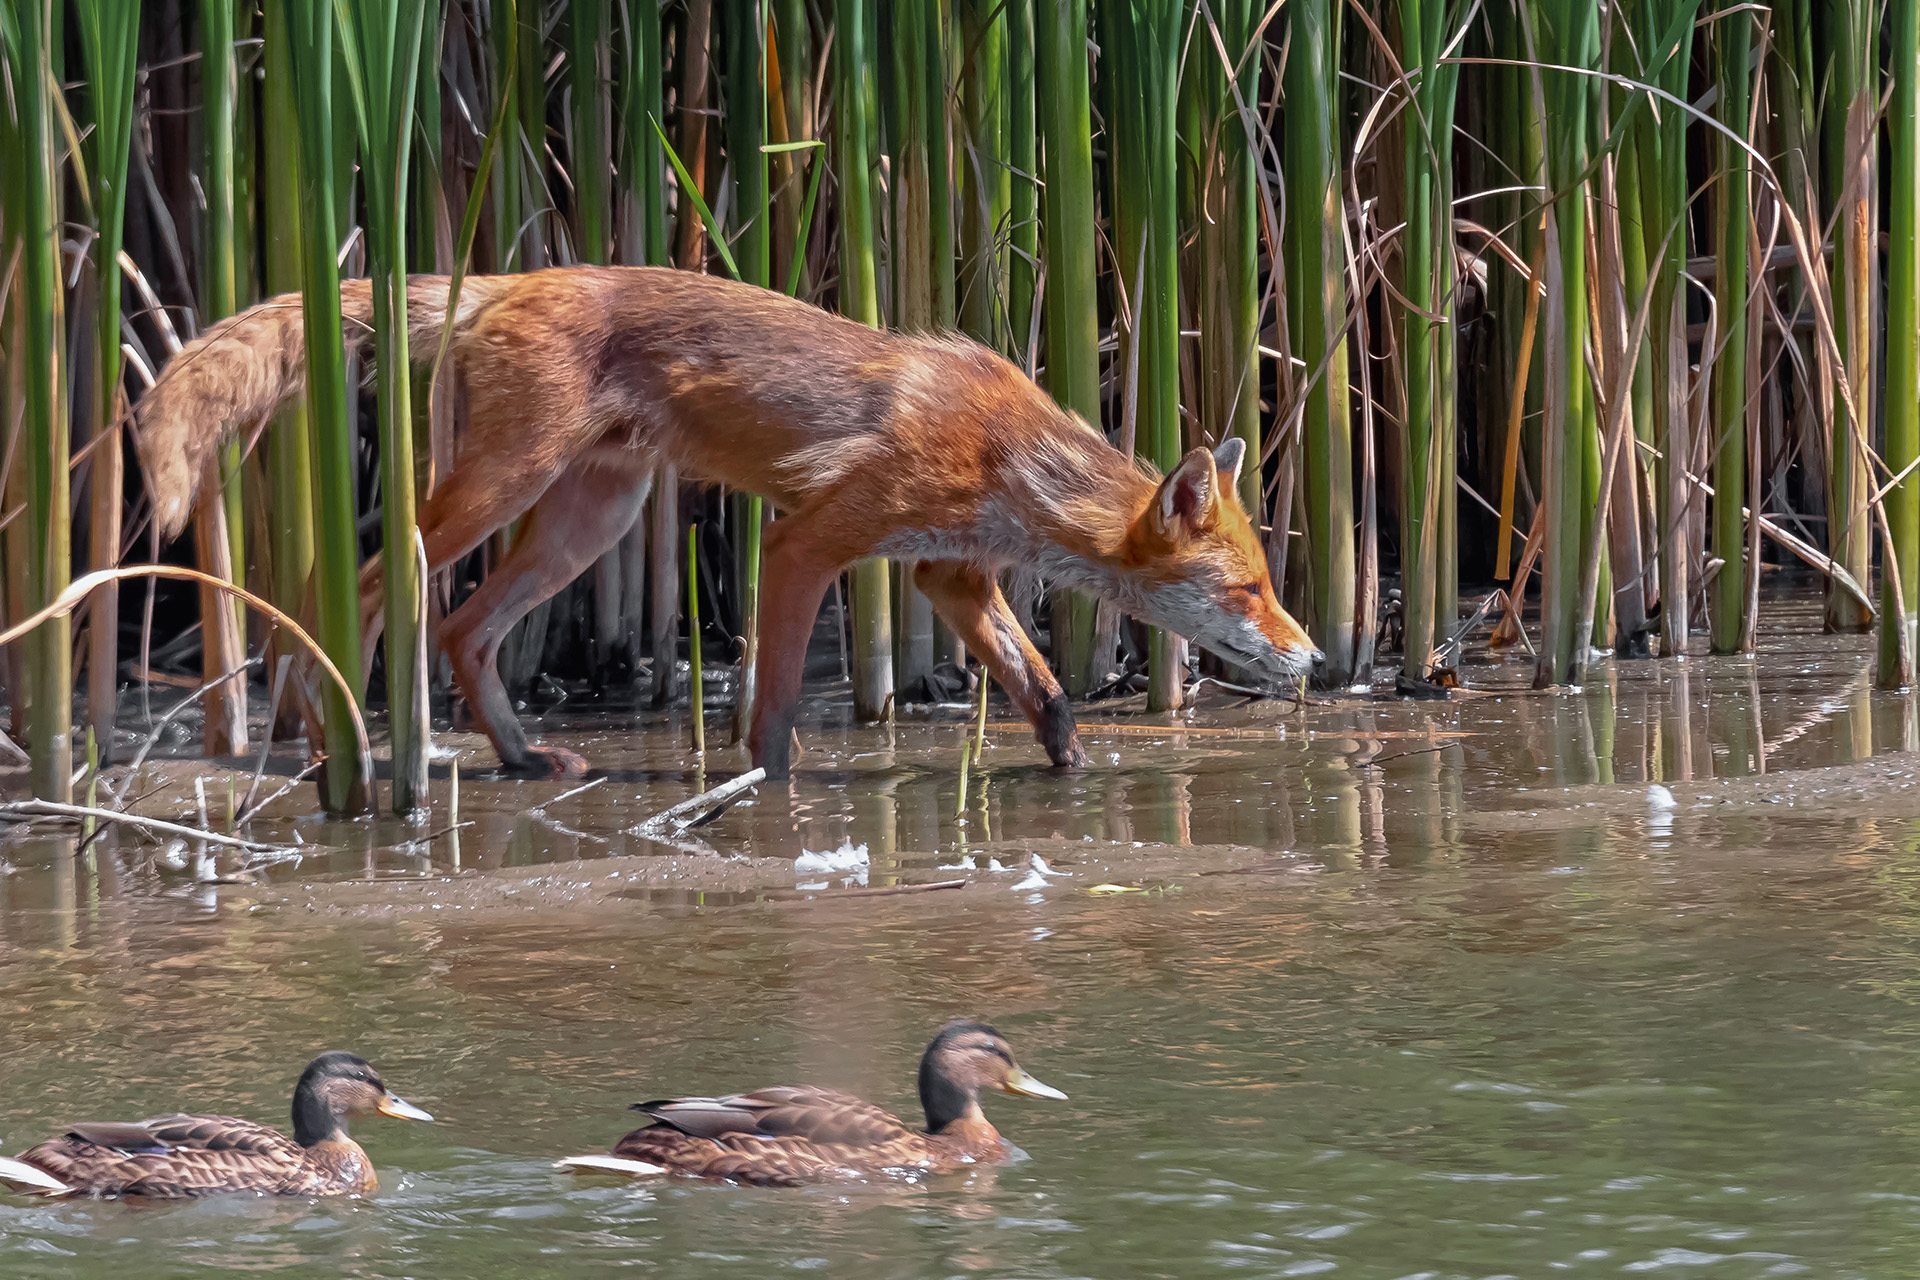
5, 597, 1920, 1278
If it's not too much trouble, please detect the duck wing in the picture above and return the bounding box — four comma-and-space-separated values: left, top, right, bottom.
20, 1114, 311, 1198
610, 1086, 939, 1186
632, 1086, 915, 1146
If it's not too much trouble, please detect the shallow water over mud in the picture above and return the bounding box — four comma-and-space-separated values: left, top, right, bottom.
8, 593, 1920, 1277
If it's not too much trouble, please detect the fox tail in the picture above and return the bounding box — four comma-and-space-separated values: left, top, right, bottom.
132, 274, 503, 540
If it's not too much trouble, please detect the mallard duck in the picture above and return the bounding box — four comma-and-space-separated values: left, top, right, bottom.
556, 1022, 1066, 1186
0, 1051, 433, 1198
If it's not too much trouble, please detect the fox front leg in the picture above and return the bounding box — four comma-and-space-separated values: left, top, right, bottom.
913, 561, 1088, 770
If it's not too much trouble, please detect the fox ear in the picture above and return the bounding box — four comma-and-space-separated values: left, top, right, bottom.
1212, 437, 1246, 500
1154, 447, 1221, 534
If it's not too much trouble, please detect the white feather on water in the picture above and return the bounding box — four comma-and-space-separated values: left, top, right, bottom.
793, 842, 869, 874
1011, 854, 1071, 892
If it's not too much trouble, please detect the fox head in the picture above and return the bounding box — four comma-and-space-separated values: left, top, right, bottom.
1119, 438, 1321, 686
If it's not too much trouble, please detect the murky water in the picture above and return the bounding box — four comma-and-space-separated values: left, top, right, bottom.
8, 594, 1920, 1277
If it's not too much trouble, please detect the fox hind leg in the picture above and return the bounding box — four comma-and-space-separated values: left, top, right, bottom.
913, 560, 1087, 769
439, 457, 651, 775
359, 457, 577, 673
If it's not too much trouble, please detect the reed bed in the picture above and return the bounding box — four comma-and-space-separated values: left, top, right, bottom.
3, 0, 1918, 808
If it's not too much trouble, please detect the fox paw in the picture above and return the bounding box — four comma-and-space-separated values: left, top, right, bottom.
505, 745, 591, 778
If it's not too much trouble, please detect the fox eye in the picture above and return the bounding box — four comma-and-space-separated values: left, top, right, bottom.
1237, 581, 1264, 598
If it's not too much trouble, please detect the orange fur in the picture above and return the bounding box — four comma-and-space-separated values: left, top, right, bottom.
133, 267, 1319, 777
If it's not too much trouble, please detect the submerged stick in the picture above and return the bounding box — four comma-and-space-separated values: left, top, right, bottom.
788, 878, 967, 899
632, 767, 768, 837
0, 800, 294, 853
531, 776, 607, 813
110, 656, 259, 808
235, 759, 326, 826
955, 738, 972, 818
687, 522, 704, 756
972, 670, 989, 760
239, 655, 294, 820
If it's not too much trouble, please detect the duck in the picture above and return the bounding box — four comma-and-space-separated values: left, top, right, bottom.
0, 1051, 434, 1198
556, 1021, 1067, 1186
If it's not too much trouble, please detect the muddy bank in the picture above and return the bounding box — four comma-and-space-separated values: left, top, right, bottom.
213, 836, 1292, 922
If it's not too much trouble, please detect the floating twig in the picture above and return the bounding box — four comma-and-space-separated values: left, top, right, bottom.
0, 800, 295, 853
239, 654, 293, 820
955, 738, 973, 819
788, 878, 966, 900
531, 776, 606, 814
688, 522, 704, 756
632, 768, 767, 838
235, 758, 325, 825
110, 655, 259, 808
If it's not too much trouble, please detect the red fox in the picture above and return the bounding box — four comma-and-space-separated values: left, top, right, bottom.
134, 267, 1320, 778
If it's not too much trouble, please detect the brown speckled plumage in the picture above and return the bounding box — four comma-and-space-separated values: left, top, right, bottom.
16, 1118, 375, 1199
573, 1023, 1066, 1188
0, 1051, 432, 1200
611, 1086, 1008, 1187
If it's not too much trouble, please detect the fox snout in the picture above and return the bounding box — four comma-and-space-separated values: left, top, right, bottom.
1223, 609, 1321, 685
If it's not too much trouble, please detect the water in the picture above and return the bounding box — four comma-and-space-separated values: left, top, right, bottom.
7, 595, 1920, 1277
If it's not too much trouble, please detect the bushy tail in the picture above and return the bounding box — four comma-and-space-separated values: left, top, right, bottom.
133, 273, 503, 540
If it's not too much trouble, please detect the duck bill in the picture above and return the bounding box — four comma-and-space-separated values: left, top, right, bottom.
1003, 1066, 1068, 1100
377, 1093, 435, 1122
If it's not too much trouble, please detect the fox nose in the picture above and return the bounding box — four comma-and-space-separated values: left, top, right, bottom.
1309, 648, 1326, 667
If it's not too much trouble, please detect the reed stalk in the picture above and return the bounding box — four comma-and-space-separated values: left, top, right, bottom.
675, 0, 715, 269
1523, 1, 1600, 686
1590, 42, 1651, 660
260, 0, 316, 742
688, 522, 705, 753
1005, 0, 1037, 365
1191, 0, 1261, 521
1623, 0, 1700, 659
958, 0, 1008, 351
196, 0, 248, 757
616, 1, 676, 708
1887, 0, 1920, 683
77, 0, 139, 765
1035, 0, 1101, 695
768, 0, 813, 292
489, 0, 524, 270
1284, 0, 1355, 686
889, 0, 940, 693
571, 0, 628, 693
1394, 0, 1463, 679
834, 0, 893, 722
271, 0, 369, 813
621, 0, 670, 266
571, 0, 613, 266
337, 0, 433, 811
1824, 0, 1876, 635
725, 0, 769, 741
1709, 5, 1754, 655
499, 0, 557, 696
1, 0, 71, 799
1103, 0, 1183, 710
